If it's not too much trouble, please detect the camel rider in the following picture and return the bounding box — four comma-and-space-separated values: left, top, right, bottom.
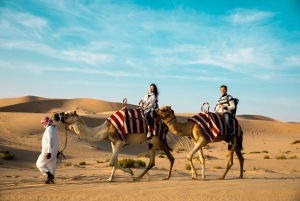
140, 83, 159, 139
215, 85, 235, 145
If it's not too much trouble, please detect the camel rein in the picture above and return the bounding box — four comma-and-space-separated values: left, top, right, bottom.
166, 116, 176, 126
56, 124, 68, 162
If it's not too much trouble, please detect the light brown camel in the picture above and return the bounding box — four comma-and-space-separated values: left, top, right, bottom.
155, 106, 244, 180
53, 110, 174, 182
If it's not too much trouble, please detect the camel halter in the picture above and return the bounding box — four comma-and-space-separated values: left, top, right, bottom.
166, 116, 176, 126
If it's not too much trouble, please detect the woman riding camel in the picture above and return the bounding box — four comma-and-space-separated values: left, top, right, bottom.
140, 83, 159, 138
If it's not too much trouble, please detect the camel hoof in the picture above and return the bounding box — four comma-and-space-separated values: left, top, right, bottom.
106, 178, 113, 182
218, 177, 225, 180
162, 177, 170, 180
133, 177, 141, 182
128, 168, 133, 176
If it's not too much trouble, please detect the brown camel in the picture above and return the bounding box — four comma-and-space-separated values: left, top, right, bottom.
53, 110, 174, 182
155, 106, 244, 180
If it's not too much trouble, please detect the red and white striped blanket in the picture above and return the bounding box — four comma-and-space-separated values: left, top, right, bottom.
188, 112, 243, 142
107, 109, 169, 141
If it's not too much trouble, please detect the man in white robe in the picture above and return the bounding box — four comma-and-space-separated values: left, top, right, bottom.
36, 117, 60, 184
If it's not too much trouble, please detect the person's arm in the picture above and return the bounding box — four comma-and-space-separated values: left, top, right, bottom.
46, 127, 55, 159
225, 97, 235, 111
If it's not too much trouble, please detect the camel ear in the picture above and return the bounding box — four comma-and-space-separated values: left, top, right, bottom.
74, 110, 77, 115
166, 106, 171, 111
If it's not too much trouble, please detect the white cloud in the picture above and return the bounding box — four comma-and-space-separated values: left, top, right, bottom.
226, 8, 276, 24
282, 55, 300, 67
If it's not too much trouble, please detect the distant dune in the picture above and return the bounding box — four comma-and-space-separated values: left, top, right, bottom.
0, 96, 137, 113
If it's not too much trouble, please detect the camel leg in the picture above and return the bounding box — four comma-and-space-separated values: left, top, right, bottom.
107, 141, 133, 182
220, 136, 237, 179
134, 136, 160, 181
235, 149, 244, 178
160, 144, 175, 180
197, 148, 205, 180
187, 140, 206, 180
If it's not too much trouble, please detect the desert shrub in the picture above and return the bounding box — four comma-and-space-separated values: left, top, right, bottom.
261, 150, 268, 153
290, 140, 300, 145
0, 150, 9, 154
64, 162, 72, 167
289, 155, 297, 159
134, 159, 146, 167
105, 158, 110, 163
137, 152, 150, 158
282, 151, 291, 154
264, 155, 270, 159
158, 154, 164, 158
249, 151, 260, 154
96, 160, 103, 163
253, 166, 257, 170
275, 155, 286, 160
160, 167, 166, 170
214, 166, 222, 169
118, 159, 134, 168
2, 153, 14, 160
79, 161, 86, 165
203, 144, 209, 149
157, 151, 166, 155
118, 158, 147, 168
176, 148, 185, 151
185, 164, 191, 170
241, 152, 246, 155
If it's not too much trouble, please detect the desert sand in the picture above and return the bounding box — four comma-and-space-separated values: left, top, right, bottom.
0, 96, 299, 201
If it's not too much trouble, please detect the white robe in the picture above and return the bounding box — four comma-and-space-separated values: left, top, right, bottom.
36, 125, 60, 176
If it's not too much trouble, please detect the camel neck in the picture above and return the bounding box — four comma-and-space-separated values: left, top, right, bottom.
70, 119, 110, 142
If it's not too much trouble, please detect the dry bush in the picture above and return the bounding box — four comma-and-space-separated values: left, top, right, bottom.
64, 162, 72, 167
185, 164, 191, 170
275, 155, 286, 160
137, 152, 150, 158
249, 151, 260, 154
290, 140, 300, 145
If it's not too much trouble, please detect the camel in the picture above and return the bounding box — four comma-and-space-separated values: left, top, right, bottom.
53, 110, 174, 182
155, 106, 244, 180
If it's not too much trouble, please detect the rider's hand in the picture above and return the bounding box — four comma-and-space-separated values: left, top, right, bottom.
46, 153, 51, 159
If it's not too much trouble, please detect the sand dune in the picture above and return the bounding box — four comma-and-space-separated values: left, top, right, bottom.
0, 96, 137, 113
0, 96, 299, 201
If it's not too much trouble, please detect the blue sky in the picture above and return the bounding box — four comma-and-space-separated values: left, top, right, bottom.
0, 0, 300, 122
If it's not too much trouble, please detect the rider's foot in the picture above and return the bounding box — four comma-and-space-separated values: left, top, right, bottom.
147, 132, 152, 138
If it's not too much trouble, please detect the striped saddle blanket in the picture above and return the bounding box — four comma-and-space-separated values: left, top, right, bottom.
107, 109, 169, 141
188, 112, 243, 142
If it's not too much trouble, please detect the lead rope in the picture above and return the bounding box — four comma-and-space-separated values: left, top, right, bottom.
56, 124, 68, 162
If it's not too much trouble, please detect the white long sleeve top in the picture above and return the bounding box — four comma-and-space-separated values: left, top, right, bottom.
41, 125, 60, 154
214, 94, 235, 114
142, 92, 157, 113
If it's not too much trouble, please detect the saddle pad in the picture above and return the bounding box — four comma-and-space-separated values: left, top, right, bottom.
107, 109, 169, 141
188, 112, 243, 142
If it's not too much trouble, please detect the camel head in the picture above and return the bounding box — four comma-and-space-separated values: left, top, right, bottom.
155, 106, 175, 120
53, 110, 82, 133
